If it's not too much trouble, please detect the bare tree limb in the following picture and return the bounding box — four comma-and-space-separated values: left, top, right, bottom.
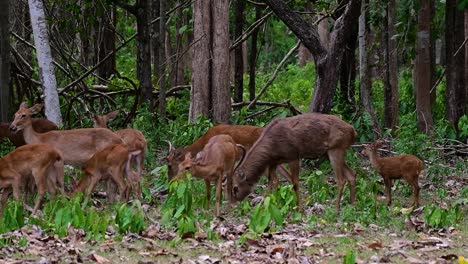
247, 41, 300, 109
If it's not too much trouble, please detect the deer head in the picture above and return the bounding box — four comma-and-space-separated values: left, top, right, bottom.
10, 102, 42, 132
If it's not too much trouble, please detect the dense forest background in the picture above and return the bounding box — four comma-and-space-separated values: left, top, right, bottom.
0, 1, 467, 262
0, 0, 467, 141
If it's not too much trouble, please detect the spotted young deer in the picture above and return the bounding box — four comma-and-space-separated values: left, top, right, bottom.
231, 113, 358, 213
361, 141, 423, 207
175, 135, 246, 216
74, 144, 140, 203
91, 111, 147, 198
9, 103, 123, 167
0, 143, 64, 215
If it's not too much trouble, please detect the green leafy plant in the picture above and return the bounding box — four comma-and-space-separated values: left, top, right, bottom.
343, 251, 356, 264
248, 186, 298, 233
161, 176, 197, 236
0, 201, 24, 234
115, 200, 147, 234
424, 204, 462, 228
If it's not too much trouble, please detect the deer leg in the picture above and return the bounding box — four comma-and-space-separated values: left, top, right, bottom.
54, 159, 65, 195
384, 178, 392, 206
85, 174, 101, 203
288, 160, 301, 211
215, 176, 222, 217
111, 167, 129, 202
32, 170, 47, 215
204, 179, 211, 209
106, 180, 117, 203
0, 188, 11, 217
344, 164, 356, 205
408, 177, 420, 207
225, 170, 233, 206
267, 166, 279, 193
328, 149, 346, 213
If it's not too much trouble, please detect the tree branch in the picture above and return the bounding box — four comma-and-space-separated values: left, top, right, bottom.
264, 0, 326, 59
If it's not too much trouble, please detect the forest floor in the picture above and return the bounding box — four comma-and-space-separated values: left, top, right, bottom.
0, 167, 467, 264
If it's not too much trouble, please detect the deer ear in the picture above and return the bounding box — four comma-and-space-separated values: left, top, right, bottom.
19, 102, 28, 109
184, 152, 192, 160
106, 110, 119, 120
30, 103, 43, 114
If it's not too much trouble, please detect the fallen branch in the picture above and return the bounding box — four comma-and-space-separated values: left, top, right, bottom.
233, 100, 302, 116
247, 41, 301, 109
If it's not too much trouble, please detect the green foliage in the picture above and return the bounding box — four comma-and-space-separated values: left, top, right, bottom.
424, 204, 462, 228
29, 195, 110, 240
115, 200, 147, 234
248, 186, 299, 233
0, 201, 25, 234
0, 140, 14, 157
161, 176, 197, 236
458, 115, 468, 140
343, 251, 356, 264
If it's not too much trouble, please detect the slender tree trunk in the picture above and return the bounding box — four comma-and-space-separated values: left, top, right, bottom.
415, 0, 434, 133
152, 0, 160, 82
248, 6, 261, 101
0, 0, 10, 122
339, 22, 358, 110
190, 0, 211, 121
383, 0, 398, 129
445, 0, 465, 129
212, 0, 231, 123
96, 5, 116, 80
136, 0, 153, 110
159, 0, 166, 118
233, 0, 245, 103
174, 1, 184, 86
28, 0, 62, 126
465, 10, 468, 120
359, 0, 381, 138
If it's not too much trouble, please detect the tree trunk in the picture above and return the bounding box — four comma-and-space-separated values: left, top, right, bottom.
0, 0, 10, 122
152, 0, 160, 82
159, 0, 166, 118
415, 0, 433, 133
383, 0, 398, 129
339, 22, 358, 111
264, 0, 361, 113
174, 1, 184, 86
233, 0, 245, 103
248, 6, 262, 101
445, 0, 465, 129
96, 5, 116, 80
190, 0, 211, 121
136, 0, 153, 110
212, 0, 231, 123
28, 0, 62, 126
359, 0, 381, 138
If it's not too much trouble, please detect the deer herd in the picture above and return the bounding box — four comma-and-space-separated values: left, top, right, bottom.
0, 102, 424, 217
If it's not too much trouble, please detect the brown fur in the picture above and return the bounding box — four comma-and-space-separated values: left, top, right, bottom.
175, 135, 246, 217
9, 103, 123, 167
0, 143, 64, 215
74, 144, 136, 202
0, 118, 58, 147
361, 141, 423, 207
232, 113, 357, 213
92, 111, 147, 199
166, 124, 301, 207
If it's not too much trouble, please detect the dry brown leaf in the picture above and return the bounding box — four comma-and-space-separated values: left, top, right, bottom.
89, 253, 110, 263
367, 241, 384, 250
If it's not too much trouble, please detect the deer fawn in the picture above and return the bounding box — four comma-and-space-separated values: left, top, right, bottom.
176, 135, 246, 217
74, 144, 140, 203
91, 111, 147, 199
361, 141, 423, 207
0, 143, 64, 215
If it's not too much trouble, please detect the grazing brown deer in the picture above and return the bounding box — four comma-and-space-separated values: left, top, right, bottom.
9, 103, 123, 167
361, 141, 423, 207
1, 118, 57, 147
175, 135, 246, 216
91, 111, 147, 198
74, 144, 140, 202
166, 124, 301, 207
231, 113, 357, 213
0, 143, 64, 215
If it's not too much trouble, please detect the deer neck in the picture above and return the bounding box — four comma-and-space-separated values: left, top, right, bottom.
22, 120, 41, 144
367, 150, 381, 169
